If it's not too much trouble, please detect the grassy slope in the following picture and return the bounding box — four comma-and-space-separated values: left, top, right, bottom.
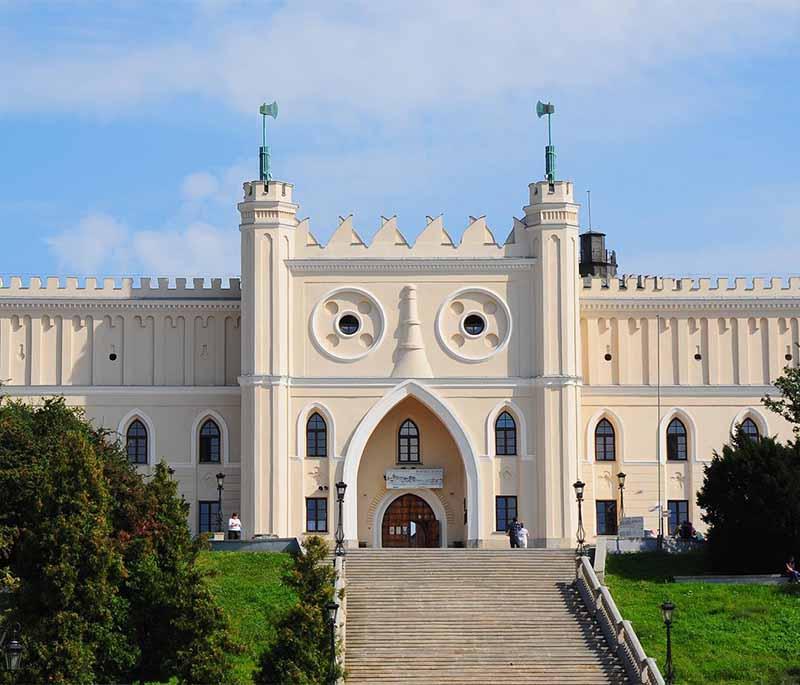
198, 551, 296, 684
605, 552, 800, 685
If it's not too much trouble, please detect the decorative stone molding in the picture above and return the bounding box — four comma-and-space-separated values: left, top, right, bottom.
309, 287, 386, 362
435, 287, 512, 363
286, 258, 535, 274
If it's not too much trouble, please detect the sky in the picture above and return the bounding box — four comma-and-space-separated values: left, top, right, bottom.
1, 1, 799, 279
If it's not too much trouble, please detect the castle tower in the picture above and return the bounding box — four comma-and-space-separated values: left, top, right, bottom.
524, 178, 582, 547
238, 178, 298, 538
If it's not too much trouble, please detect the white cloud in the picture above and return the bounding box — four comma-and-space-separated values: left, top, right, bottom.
181, 171, 219, 201
1, 2, 797, 119
130, 222, 239, 276
46, 212, 129, 274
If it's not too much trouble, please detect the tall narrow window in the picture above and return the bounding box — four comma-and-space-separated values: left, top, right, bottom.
199, 419, 221, 463
596, 500, 618, 535
495, 496, 518, 532
398, 419, 420, 463
126, 419, 148, 465
740, 418, 760, 441
666, 418, 688, 461
495, 411, 517, 456
306, 498, 328, 532
306, 412, 328, 457
667, 500, 689, 535
198, 501, 220, 534
594, 419, 616, 461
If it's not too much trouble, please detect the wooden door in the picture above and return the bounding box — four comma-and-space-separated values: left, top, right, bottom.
382, 494, 440, 548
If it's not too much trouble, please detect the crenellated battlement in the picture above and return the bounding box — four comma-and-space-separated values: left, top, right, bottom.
0, 276, 241, 299
294, 213, 531, 258
582, 274, 800, 298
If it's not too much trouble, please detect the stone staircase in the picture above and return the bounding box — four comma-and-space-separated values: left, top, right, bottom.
343, 549, 628, 684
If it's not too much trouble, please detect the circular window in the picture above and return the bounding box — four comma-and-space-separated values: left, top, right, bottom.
337, 314, 360, 336
463, 314, 486, 336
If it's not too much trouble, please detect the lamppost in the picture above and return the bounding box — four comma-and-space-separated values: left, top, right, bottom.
2, 623, 24, 674
661, 600, 675, 685
325, 601, 339, 685
334, 481, 347, 557
617, 471, 626, 525
573, 480, 587, 556
215, 471, 226, 534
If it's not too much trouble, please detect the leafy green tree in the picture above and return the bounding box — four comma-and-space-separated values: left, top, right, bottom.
697, 430, 800, 572
0, 397, 236, 684
254, 536, 342, 685
763, 352, 800, 435
0, 398, 132, 684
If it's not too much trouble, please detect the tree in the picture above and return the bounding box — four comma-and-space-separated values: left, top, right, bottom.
763, 353, 800, 435
0, 397, 236, 684
697, 430, 800, 572
254, 536, 342, 685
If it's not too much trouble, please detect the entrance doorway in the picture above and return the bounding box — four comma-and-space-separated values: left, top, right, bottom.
381, 494, 440, 548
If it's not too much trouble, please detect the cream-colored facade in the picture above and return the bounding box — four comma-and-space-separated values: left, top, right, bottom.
1, 171, 796, 548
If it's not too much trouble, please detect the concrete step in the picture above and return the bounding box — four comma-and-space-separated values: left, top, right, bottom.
342, 549, 627, 684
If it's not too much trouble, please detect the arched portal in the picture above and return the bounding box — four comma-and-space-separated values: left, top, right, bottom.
381, 494, 439, 548
342, 380, 481, 546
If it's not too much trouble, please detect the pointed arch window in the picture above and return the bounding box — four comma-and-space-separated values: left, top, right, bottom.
740, 417, 760, 441
495, 411, 517, 456
666, 418, 688, 461
199, 419, 221, 463
126, 419, 148, 465
306, 412, 328, 458
398, 419, 420, 463
595, 419, 616, 461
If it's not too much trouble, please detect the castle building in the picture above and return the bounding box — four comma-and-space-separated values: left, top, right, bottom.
1, 144, 796, 549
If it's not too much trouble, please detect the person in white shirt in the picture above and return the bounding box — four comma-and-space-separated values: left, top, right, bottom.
517, 523, 529, 549
228, 512, 242, 540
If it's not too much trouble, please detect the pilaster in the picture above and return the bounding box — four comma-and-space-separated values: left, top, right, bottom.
524, 180, 581, 547
239, 179, 298, 537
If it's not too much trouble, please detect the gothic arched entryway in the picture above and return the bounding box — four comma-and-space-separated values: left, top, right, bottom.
381, 494, 440, 548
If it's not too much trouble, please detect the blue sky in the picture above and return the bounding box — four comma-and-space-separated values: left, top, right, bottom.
1, 1, 799, 278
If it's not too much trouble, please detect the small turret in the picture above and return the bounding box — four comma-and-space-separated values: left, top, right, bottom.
579, 230, 617, 278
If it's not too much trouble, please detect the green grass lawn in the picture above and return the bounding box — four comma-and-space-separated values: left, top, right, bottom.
605, 552, 800, 685
198, 551, 296, 684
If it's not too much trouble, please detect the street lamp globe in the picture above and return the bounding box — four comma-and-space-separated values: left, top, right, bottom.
325, 600, 339, 626
661, 600, 675, 625
335, 481, 347, 502
215, 472, 226, 489
4, 624, 23, 672
572, 480, 585, 501
617, 471, 627, 489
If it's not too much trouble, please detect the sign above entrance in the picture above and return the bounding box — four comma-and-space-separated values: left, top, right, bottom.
618, 516, 645, 539
385, 468, 444, 489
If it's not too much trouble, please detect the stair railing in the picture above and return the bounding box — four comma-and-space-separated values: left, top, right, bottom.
575, 555, 665, 685
333, 555, 347, 683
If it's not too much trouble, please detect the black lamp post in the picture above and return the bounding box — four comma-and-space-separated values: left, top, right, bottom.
334, 481, 347, 557
167, 466, 175, 479
617, 471, 626, 525
661, 600, 675, 685
215, 471, 226, 533
3, 623, 24, 673
573, 480, 587, 556
325, 600, 339, 685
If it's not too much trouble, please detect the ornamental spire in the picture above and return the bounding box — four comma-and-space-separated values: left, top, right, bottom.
258, 101, 278, 182
536, 100, 556, 182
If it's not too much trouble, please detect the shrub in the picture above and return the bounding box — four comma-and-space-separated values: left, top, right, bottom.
697, 430, 800, 573
0, 397, 236, 684
253, 536, 342, 685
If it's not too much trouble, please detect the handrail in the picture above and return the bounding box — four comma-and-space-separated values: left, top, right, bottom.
575, 555, 665, 685
333, 556, 347, 683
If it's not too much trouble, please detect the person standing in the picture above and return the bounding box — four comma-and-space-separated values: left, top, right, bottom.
518, 522, 529, 549
506, 517, 522, 548
228, 512, 242, 540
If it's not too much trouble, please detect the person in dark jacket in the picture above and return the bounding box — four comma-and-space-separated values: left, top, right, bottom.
506, 517, 522, 548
